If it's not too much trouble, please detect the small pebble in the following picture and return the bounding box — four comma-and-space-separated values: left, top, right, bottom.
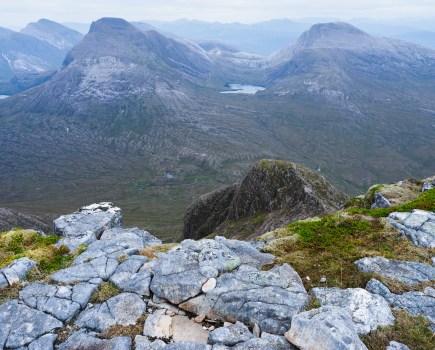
195, 314, 206, 323
320, 277, 327, 283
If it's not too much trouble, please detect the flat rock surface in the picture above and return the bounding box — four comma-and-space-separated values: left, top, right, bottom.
19, 282, 97, 321
57, 329, 131, 350
172, 315, 209, 344
355, 256, 435, 285
312, 287, 394, 334
0, 299, 63, 349
388, 210, 435, 248
208, 321, 254, 346
76, 292, 146, 332
285, 306, 368, 350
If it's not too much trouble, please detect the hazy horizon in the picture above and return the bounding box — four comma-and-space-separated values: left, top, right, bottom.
1, 0, 435, 30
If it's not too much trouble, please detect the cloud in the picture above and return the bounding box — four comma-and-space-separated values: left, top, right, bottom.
1, 0, 435, 29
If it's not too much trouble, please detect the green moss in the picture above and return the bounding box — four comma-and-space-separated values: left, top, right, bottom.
89, 282, 121, 304
362, 310, 434, 350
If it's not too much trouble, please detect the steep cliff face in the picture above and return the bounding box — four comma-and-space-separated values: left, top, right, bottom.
183, 160, 347, 239
0, 208, 51, 232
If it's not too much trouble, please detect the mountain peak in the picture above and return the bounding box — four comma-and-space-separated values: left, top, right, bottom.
295, 22, 376, 50
89, 17, 139, 34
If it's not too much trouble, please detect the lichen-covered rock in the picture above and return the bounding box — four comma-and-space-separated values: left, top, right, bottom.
312, 287, 394, 334
19, 282, 97, 321
0, 300, 63, 349
366, 279, 435, 331
76, 292, 146, 332
355, 256, 435, 285
0, 257, 36, 287
208, 321, 254, 346
57, 329, 131, 350
53, 202, 122, 250
284, 306, 368, 350
180, 264, 308, 335
183, 160, 346, 239
388, 210, 435, 248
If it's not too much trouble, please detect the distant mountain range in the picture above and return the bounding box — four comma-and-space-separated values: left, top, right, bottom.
0, 17, 434, 238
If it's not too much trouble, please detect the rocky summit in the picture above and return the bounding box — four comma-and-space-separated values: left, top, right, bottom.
0, 171, 434, 349
184, 160, 347, 240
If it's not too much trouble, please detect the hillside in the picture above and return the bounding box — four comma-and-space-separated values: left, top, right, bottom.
0, 20, 434, 239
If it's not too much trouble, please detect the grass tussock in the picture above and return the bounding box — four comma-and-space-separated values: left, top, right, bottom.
361, 310, 434, 350
89, 282, 121, 304
139, 243, 179, 260
262, 213, 430, 290
100, 314, 147, 340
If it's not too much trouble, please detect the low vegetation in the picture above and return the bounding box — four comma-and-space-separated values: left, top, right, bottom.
261, 212, 431, 290
139, 243, 179, 260
361, 310, 434, 350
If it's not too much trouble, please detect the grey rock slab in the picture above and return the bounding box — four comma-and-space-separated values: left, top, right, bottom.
386, 341, 411, 350
27, 333, 57, 350
57, 329, 131, 350
180, 264, 309, 335
110, 255, 152, 296
1, 257, 36, 286
355, 256, 435, 285
51, 256, 119, 283
19, 282, 96, 322
76, 292, 146, 332
208, 321, 254, 346
312, 287, 394, 334
422, 181, 434, 192
54, 202, 122, 251
0, 299, 63, 349
165, 343, 212, 350
366, 279, 435, 330
0, 271, 8, 288
285, 306, 368, 350
172, 315, 209, 344
231, 333, 295, 350
388, 210, 435, 248
101, 227, 162, 247
371, 193, 391, 209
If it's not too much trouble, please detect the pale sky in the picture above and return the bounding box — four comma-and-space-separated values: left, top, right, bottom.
1, 0, 435, 29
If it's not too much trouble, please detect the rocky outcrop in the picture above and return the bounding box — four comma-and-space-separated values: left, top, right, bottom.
53, 202, 122, 251
0, 208, 51, 233
388, 210, 435, 248
355, 256, 435, 285
184, 160, 346, 239
183, 184, 238, 240
0, 257, 36, 288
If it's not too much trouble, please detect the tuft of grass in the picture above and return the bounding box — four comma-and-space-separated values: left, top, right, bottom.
139, 243, 178, 260
263, 213, 430, 290
89, 282, 121, 304
0, 283, 21, 304
361, 310, 434, 350
100, 314, 147, 340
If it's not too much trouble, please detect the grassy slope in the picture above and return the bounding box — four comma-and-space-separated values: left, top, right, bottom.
260, 188, 435, 349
